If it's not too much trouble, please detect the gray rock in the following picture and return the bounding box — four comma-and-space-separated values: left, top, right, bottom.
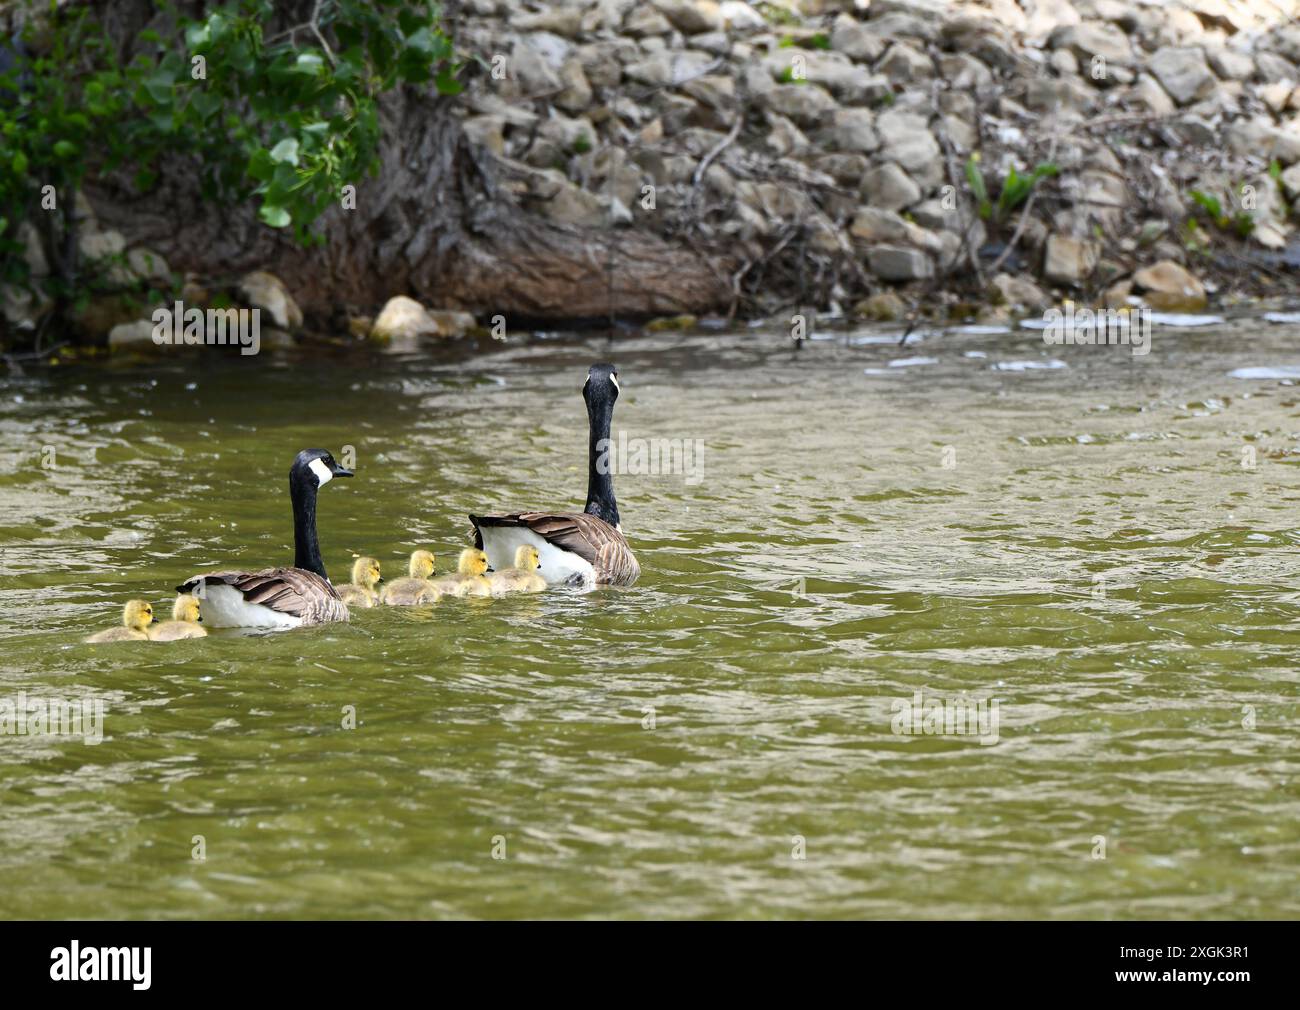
108, 320, 159, 351
849, 206, 912, 244
556, 59, 593, 113
990, 273, 1050, 311
511, 40, 562, 93
18, 221, 48, 276
652, 0, 723, 35
126, 247, 171, 283
824, 107, 879, 153
1131, 73, 1175, 115
463, 114, 506, 156
877, 41, 934, 82
577, 42, 630, 89
625, 50, 715, 88
862, 161, 922, 211
867, 244, 933, 280
1208, 47, 1255, 81
869, 12, 938, 43
765, 113, 810, 158
1042, 235, 1098, 286
1280, 162, 1300, 200
78, 229, 125, 261
239, 271, 303, 330
757, 83, 839, 128
815, 152, 871, 185
372, 296, 439, 341
1049, 21, 1133, 65
876, 108, 940, 172
1149, 46, 1216, 106
831, 15, 886, 63
515, 8, 583, 38
1255, 51, 1299, 85
681, 73, 735, 110
939, 52, 992, 90
624, 7, 673, 37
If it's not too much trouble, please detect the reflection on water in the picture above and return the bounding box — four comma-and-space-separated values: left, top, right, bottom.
0, 317, 1298, 919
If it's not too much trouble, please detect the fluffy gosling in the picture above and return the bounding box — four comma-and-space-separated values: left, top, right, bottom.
488, 545, 547, 596
430, 548, 491, 598
85, 599, 153, 643
149, 594, 208, 641
338, 556, 382, 608
381, 550, 442, 605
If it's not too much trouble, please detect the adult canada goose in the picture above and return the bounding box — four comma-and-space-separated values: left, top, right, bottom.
338, 556, 382, 608
176, 448, 353, 628
470, 363, 640, 587
380, 550, 441, 606
149, 594, 208, 641
85, 599, 152, 643
429, 548, 491, 598
488, 545, 547, 596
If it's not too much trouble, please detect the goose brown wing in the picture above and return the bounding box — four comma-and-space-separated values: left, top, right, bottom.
470, 512, 640, 586
178, 567, 347, 623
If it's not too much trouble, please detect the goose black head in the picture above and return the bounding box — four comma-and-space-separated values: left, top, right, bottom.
292, 448, 354, 489
583, 362, 620, 409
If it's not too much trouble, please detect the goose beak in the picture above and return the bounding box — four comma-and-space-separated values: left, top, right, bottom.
331, 464, 354, 479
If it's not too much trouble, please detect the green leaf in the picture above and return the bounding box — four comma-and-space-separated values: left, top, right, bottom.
188, 90, 222, 121
293, 51, 325, 76
259, 204, 291, 228
12, 150, 27, 175
398, 8, 429, 36
52, 140, 78, 159
142, 71, 174, 105
269, 138, 300, 166
184, 22, 210, 50
434, 66, 463, 95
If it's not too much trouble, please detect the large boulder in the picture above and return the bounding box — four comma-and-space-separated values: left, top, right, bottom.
239, 271, 303, 330
1132, 260, 1207, 311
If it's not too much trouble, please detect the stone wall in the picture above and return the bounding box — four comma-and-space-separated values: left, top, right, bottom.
9, 0, 1300, 348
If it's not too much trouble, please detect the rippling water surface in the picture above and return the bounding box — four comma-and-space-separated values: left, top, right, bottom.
1, 318, 1298, 919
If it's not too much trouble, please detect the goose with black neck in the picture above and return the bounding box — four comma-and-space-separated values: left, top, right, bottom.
470, 363, 640, 587
178, 448, 354, 628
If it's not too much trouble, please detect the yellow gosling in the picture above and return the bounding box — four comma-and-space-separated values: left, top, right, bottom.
488, 545, 548, 596
85, 599, 152, 643
149, 594, 208, 641
338, 556, 382, 608
381, 550, 442, 605
430, 548, 491, 598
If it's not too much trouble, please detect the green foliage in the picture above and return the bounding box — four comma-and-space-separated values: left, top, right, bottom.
0, 0, 459, 298
1189, 188, 1256, 238
778, 33, 831, 50
965, 156, 1059, 226
1189, 189, 1223, 221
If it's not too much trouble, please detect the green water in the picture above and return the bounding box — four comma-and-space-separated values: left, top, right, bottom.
1, 320, 1298, 919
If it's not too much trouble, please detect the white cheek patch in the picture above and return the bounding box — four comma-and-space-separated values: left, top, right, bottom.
609, 373, 620, 392
308, 458, 333, 486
